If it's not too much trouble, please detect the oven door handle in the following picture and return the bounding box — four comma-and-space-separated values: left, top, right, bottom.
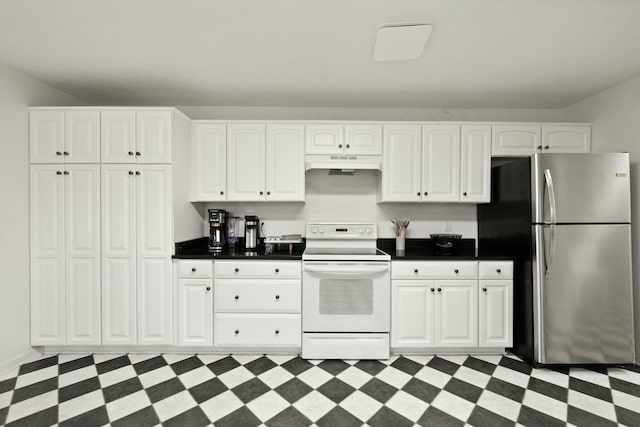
303, 265, 389, 275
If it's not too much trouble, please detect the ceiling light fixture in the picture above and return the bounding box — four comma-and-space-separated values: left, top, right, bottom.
373, 23, 432, 62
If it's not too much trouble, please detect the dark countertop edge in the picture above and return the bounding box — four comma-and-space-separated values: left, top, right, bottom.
172, 254, 303, 260
389, 254, 515, 261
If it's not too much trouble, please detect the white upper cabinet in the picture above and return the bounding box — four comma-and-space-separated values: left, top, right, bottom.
266, 124, 305, 201
460, 125, 491, 203
305, 124, 343, 154
30, 110, 100, 163
381, 125, 422, 202
101, 110, 172, 163
422, 125, 461, 202
101, 111, 136, 163
491, 124, 541, 156
542, 125, 591, 153
227, 124, 266, 201
192, 124, 226, 201
344, 124, 383, 155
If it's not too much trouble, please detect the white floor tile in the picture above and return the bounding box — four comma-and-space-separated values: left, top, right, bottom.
477, 390, 521, 421
126, 354, 160, 364
340, 390, 383, 422
0, 389, 13, 409
376, 366, 412, 389
257, 366, 294, 389
336, 366, 373, 389
569, 368, 610, 388
177, 365, 215, 389
246, 390, 290, 422
98, 365, 137, 388
492, 365, 530, 388
196, 354, 228, 365
265, 355, 298, 365
59, 365, 98, 388
568, 389, 617, 421
106, 389, 152, 422
138, 365, 177, 389
403, 355, 433, 365
162, 354, 194, 365
431, 390, 475, 422
59, 389, 105, 422
293, 390, 336, 421
472, 355, 503, 365
15, 365, 58, 388
217, 366, 254, 389
612, 389, 640, 412
199, 390, 243, 422
608, 368, 640, 386
5, 390, 57, 423
57, 354, 90, 364
530, 368, 569, 388
522, 390, 567, 422
385, 390, 429, 422
232, 355, 262, 365
153, 390, 197, 422
296, 366, 333, 389
438, 355, 468, 366
92, 354, 125, 364
453, 366, 491, 389
414, 366, 451, 388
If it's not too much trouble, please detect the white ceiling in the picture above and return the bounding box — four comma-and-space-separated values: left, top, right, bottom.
1, 0, 640, 108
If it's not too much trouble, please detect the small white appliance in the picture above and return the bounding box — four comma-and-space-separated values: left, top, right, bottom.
302, 222, 391, 359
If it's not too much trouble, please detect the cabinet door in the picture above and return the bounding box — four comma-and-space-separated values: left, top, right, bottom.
542, 125, 591, 153
101, 165, 137, 345
65, 111, 101, 163
101, 111, 136, 163
435, 280, 477, 347
345, 124, 382, 155
136, 111, 172, 163
30, 110, 64, 163
305, 124, 343, 154
65, 165, 101, 345
227, 124, 266, 201
137, 165, 173, 345
266, 124, 305, 201
392, 281, 435, 348
479, 280, 513, 347
30, 165, 65, 345
192, 124, 226, 201
422, 125, 460, 202
460, 125, 491, 203
381, 125, 422, 202
178, 279, 213, 346
491, 125, 541, 156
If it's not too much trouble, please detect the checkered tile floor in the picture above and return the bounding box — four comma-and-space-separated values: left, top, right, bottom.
1, 353, 639, 427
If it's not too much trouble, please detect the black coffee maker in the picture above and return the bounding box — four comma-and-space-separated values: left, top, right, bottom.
208, 209, 228, 252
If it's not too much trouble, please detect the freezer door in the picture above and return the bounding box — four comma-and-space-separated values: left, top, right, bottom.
533, 224, 635, 364
532, 153, 630, 223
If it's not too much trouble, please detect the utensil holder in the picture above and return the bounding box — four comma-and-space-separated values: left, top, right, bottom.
396, 236, 405, 251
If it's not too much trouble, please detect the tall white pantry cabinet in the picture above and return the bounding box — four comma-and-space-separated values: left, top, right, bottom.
30, 108, 182, 347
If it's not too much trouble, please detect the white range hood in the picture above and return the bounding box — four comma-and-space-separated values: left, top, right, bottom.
305, 154, 382, 173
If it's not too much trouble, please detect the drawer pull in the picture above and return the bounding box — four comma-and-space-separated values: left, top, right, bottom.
235, 329, 239, 335
430, 288, 435, 293
275, 268, 280, 273
275, 295, 280, 300
191, 267, 197, 272
234, 268, 239, 273
234, 295, 239, 300
437, 288, 442, 292
482, 287, 487, 292
275, 329, 280, 335
454, 269, 459, 274
496, 268, 502, 273
414, 269, 419, 273
206, 286, 211, 291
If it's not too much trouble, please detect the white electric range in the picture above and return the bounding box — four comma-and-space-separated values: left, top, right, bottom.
301, 222, 391, 360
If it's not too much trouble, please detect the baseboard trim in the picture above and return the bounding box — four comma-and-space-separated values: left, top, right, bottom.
0, 348, 43, 377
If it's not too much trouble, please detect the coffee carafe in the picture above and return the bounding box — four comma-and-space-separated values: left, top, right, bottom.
244, 215, 260, 251
208, 209, 228, 252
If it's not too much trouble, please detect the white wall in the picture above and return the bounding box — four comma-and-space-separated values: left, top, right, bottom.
0, 62, 85, 372
563, 73, 640, 363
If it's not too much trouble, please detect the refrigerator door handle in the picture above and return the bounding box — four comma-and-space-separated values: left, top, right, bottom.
546, 224, 556, 277
544, 168, 557, 225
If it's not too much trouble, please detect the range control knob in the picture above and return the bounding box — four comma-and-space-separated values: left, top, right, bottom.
358, 228, 364, 234
319, 228, 325, 234
366, 227, 372, 234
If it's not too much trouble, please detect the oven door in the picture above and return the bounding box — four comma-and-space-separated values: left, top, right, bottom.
302, 261, 390, 333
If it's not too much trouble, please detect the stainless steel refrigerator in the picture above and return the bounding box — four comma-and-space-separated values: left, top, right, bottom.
478, 152, 635, 365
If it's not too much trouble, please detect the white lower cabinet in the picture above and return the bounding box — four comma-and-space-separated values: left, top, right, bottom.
214, 314, 301, 347
392, 260, 512, 351
178, 279, 213, 347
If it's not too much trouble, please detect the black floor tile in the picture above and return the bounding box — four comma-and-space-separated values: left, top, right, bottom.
188, 377, 228, 403
317, 360, 350, 376
59, 356, 94, 375
163, 406, 209, 427
353, 360, 386, 376
610, 376, 640, 397
360, 378, 398, 404
367, 406, 413, 427
486, 377, 526, 402
103, 377, 143, 403
527, 377, 568, 402
245, 356, 277, 376
275, 377, 313, 403
444, 377, 483, 403
59, 376, 101, 403
96, 355, 130, 374
402, 377, 440, 403
427, 356, 460, 376
111, 406, 160, 427
317, 378, 356, 403
0, 377, 17, 394
467, 406, 513, 427
391, 356, 423, 375
615, 405, 640, 427
17, 356, 57, 375
11, 377, 57, 404
132, 356, 167, 375
0, 406, 8, 426
499, 356, 532, 375
517, 405, 565, 427
170, 356, 204, 375
6, 406, 57, 427
417, 406, 464, 427
317, 405, 362, 427
208, 356, 240, 375
280, 357, 313, 376
232, 377, 270, 403
146, 377, 186, 403
569, 377, 612, 402
266, 405, 312, 427
567, 406, 617, 427
59, 406, 109, 427
463, 356, 497, 376
214, 406, 261, 427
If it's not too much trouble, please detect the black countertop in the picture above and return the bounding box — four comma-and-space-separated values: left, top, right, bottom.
173, 237, 513, 262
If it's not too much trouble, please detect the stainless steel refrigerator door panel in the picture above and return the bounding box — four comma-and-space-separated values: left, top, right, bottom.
532, 225, 546, 362
532, 153, 631, 224
536, 224, 635, 364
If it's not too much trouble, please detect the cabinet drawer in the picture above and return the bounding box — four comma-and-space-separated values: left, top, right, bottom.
214, 314, 301, 347
215, 280, 301, 313
392, 261, 477, 279
479, 261, 513, 279
177, 260, 214, 278
214, 260, 301, 279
